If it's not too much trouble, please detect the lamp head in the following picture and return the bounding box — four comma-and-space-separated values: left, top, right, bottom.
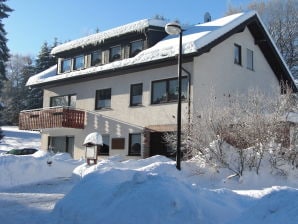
165, 22, 182, 35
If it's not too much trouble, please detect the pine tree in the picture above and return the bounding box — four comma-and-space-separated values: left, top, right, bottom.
0, 0, 12, 86
27, 40, 57, 109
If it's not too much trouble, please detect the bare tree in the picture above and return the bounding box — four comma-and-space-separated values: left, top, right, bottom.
165, 86, 298, 177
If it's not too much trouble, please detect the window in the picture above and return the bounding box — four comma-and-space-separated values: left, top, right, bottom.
234, 44, 242, 65
91, 50, 102, 66
50, 94, 77, 107
73, 55, 85, 70
48, 136, 74, 157
247, 48, 254, 71
130, 83, 143, 106
129, 133, 141, 156
151, 77, 188, 104
130, 40, 143, 57
110, 45, 121, 62
95, 88, 111, 109
98, 135, 110, 155
61, 58, 71, 73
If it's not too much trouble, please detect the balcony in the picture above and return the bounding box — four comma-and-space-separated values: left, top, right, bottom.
19, 107, 85, 130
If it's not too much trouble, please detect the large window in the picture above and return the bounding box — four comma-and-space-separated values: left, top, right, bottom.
95, 88, 111, 109
91, 50, 102, 66
50, 94, 76, 107
61, 58, 71, 73
110, 45, 121, 62
129, 133, 141, 156
130, 40, 143, 57
48, 136, 74, 157
151, 77, 188, 104
234, 44, 242, 65
74, 55, 85, 70
98, 135, 110, 155
130, 83, 143, 106
247, 48, 254, 71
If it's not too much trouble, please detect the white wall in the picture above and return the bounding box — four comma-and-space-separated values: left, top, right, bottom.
42, 63, 192, 159
192, 27, 280, 110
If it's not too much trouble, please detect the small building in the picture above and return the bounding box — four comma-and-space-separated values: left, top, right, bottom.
19, 11, 297, 160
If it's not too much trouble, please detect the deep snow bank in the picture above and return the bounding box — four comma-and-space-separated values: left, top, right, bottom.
0, 151, 83, 189
50, 156, 257, 224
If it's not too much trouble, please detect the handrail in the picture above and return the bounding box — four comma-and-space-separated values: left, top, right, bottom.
20, 106, 144, 130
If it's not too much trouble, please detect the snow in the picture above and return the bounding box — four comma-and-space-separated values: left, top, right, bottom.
27, 12, 260, 86
51, 19, 168, 55
1, 126, 298, 224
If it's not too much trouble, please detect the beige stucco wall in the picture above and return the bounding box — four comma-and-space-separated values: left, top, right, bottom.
41, 63, 192, 159
192, 27, 280, 111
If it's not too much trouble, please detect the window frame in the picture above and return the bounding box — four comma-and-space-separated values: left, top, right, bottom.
91, 50, 102, 66
246, 48, 254, 71
95, 88, 112, 110
130, 83, 143, 106
151, 77, 188, 105
130, 40, 143, 57
73, 54, 85, 70
61, 58, 72, 73
109, 45, 121, 62
50, 94, 77, 107
234, 44, 242, 66
98, 135, 110, 155
128, 133, 141, 156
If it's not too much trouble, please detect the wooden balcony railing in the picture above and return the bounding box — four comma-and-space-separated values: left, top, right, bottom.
19, 107, 85, 130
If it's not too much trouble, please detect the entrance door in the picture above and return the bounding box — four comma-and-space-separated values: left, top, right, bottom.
149, 132, 174, 157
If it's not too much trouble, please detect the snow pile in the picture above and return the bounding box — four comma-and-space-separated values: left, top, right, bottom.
52, 156, 298, 224
0, 126, 41, 152
0, 151, 83, 189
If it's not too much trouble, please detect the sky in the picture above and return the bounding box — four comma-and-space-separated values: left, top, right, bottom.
3, 0, 253, 56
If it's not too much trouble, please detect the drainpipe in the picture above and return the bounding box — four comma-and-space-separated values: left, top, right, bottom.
182, 67, 191, 126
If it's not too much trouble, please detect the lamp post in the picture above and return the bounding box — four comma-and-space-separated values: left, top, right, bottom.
165, 22, 182, 170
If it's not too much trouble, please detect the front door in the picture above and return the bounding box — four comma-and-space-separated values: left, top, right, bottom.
149, 132, 174, 158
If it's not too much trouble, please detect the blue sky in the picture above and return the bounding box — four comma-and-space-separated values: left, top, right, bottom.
4, 0, 253, 56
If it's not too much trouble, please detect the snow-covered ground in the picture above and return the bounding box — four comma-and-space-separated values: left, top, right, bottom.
0, 126, 298, 224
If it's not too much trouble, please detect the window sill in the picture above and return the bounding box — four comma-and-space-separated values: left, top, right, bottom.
95, 108, 113, 111
129, 104, 144, 108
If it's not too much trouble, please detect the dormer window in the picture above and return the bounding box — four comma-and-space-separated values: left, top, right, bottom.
73, 55, 85, 70
91, 50, 102, 66
110, 45, 121, 62
61, 58, 71, 73
130, 40, 143, 57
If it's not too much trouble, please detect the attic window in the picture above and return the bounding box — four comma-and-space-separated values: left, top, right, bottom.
61, 58, 71, 73
91, 50, 102, 66
234, 44, 242, 66
130, 40, 143, 57
74, 55, 85, 70
110, 45, 121, 62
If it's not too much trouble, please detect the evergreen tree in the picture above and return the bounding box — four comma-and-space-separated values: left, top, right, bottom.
0, 0, 12, 86
28, 40, 57, 109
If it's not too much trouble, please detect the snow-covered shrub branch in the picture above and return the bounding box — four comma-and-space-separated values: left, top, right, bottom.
165, 86, 298, 177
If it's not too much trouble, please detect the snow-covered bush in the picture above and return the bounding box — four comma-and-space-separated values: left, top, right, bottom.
165, 86, 298, 177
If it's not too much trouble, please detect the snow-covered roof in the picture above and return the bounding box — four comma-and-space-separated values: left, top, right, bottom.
28, 11, 293, 87
51, 19, 168, 55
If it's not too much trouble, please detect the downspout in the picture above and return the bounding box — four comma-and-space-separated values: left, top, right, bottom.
182, 66, 191, 125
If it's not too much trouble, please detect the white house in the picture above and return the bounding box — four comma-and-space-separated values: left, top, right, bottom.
19, 11, 297, 160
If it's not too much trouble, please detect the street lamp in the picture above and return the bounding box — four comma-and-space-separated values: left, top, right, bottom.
165, 22, 182, 170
